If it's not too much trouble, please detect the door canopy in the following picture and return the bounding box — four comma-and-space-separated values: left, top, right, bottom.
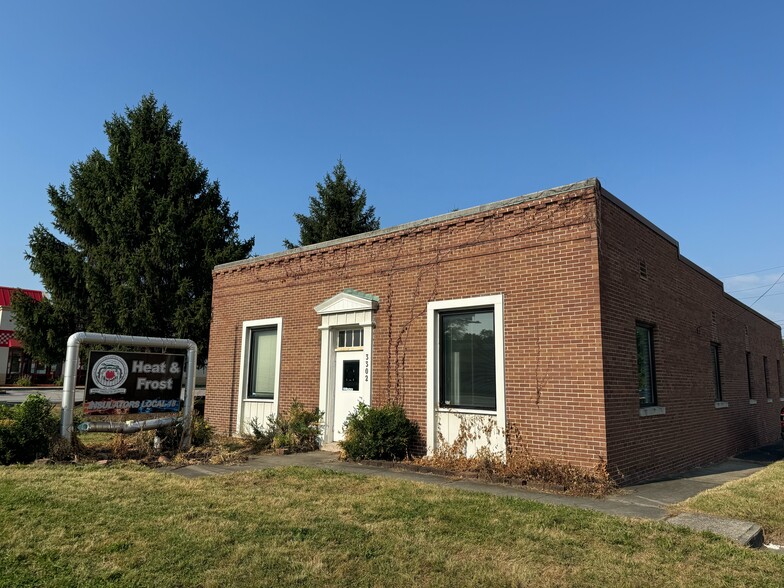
314, 289, 379, 316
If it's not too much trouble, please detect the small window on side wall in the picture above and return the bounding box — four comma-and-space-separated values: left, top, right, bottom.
636, 324, 656, 407
247, 326, 278, 400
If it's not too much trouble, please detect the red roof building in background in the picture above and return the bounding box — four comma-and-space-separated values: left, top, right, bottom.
0, 286, 59, 385
0, 287, 43, 307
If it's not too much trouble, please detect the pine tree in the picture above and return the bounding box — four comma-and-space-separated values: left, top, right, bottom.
284, 159, 380, 248
12, 94, 254, 364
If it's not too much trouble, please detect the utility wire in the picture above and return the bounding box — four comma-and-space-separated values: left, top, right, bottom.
720, 264, 784, 279
728, 281, 784, 294
742, 271, 784, 307
739, 291, 784, 301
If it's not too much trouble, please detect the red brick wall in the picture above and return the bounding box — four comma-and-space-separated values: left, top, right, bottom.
206, 180, 782, 484
598, 193, 783, 483
205, 184, 609, 470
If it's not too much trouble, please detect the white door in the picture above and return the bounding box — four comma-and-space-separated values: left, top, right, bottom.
333, 350, 365, 441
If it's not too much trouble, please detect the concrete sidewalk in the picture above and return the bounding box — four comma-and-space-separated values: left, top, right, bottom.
167, 442, 784, 548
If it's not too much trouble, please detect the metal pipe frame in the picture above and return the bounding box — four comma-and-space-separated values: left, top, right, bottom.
60, 332, 198, 450
78, 416, 179, 434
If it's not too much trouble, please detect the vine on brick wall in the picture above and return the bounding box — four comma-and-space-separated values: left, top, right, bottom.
380, 193, 595, 408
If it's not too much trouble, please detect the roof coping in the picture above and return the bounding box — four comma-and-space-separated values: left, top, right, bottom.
215, 178, 599, 272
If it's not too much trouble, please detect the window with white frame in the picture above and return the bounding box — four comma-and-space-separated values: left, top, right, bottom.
242, 318, 282, 401
427, 295, 504, 415
426, 295, 505, 454
439, 307, 497, 410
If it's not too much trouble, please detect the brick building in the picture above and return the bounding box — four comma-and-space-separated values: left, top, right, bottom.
205, 179, 782, 483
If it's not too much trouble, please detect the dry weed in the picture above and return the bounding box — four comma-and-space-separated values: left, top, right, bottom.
419, 416, 615, 496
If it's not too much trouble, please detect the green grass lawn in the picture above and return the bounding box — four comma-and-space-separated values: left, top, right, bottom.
676, 460, 784, 544
1, 465, 782, 588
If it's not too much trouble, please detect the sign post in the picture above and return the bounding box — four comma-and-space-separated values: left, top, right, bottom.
60, 332, 197, 450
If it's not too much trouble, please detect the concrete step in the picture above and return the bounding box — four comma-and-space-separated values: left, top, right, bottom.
667, 513, 764, 548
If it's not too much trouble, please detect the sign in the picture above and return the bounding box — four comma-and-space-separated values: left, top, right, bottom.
83, 351, 185, 415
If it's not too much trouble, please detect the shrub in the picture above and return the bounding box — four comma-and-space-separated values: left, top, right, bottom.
0, 419, 15, 464
158, 415, 216, 452
340, 402, 418, 461
193, 396, 206, 416
0, 394, 60, 464
14, 375, 33, 387
191, 416, 213, 447
243, 402, 323, 453
267, 402, 323, 452
245, 417, 273, 451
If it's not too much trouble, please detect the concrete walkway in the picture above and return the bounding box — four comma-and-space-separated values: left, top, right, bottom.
167, 442, 784, 548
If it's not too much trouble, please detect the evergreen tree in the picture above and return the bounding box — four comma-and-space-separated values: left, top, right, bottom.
13, 94, 254, 364
284, 159, 380, 248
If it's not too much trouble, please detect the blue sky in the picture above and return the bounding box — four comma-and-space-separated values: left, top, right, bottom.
1, 1, 782, 327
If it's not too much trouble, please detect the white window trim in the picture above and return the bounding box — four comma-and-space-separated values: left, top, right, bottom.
426, 294, 505, 455
236, 317, 283, 434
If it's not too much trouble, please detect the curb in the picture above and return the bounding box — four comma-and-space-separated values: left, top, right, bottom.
666, 513, 764, 548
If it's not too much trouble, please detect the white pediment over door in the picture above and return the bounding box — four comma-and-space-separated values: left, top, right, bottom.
314, 289, 379, 316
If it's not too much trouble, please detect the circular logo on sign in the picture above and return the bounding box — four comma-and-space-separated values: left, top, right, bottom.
92, 354, 129, 389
